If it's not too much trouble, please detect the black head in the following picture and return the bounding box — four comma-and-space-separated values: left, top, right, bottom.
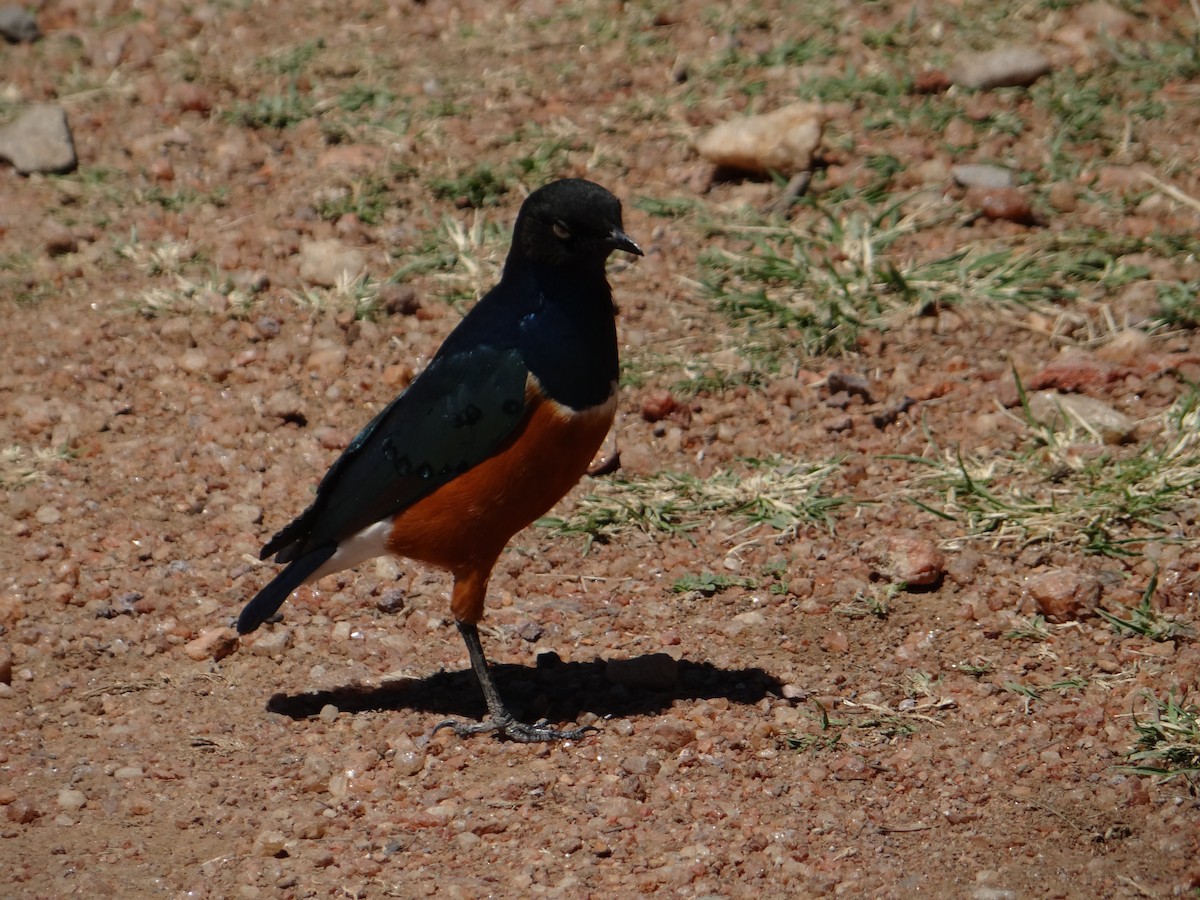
509, 178, 643, 270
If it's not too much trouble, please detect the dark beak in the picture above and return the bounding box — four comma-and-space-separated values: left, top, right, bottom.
609, 226, 644, 257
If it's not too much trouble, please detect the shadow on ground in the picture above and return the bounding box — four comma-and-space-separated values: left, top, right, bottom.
265, 654, 784, 726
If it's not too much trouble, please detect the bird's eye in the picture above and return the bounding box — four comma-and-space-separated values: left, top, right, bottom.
552, 220, 571, 241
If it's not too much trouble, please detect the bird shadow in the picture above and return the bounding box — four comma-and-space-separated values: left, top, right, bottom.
265, 653, 783, 726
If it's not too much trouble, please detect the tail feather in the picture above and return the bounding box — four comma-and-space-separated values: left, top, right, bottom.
237, 544, 337, 634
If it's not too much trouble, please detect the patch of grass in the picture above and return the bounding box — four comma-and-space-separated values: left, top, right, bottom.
226, 88, 314, 129
430, 165, 511, 209
337, 84, 396, 113
291, 273, 387, 322
1098, 570, 1194, 642
671, 366, 769, 397
785, 691, 951, 753
137, 185, 217, 213
126, 279, 255, 319
1153, 280, 1200, 330
1005, 615, 1052, 642
538, 457, 846, 549
116, 237, 197, 278
795, 65, 909, 106
314, 176, 393, 226
897, 389, 1200, 557
512, 137, 575, 182
633, 196, 704, 219
391, 215, 509, 305
1122, 692, 1200, 782
671, 571, 755, 596
835, 585, 893, 619
1, 445, 72, 488
1004, 680, 1044, 703
115, 236, 260, 318
956, 658, 995, 677
701, 196, 1153, 363
784, 701, 846, 753
901, 671, 942, 699
1005, 676, 1092, 709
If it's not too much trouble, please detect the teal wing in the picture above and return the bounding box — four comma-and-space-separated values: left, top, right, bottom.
262, 345, 529, 563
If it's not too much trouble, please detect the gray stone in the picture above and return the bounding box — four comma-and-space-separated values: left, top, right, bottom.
1027, 391, 1135, 445
0, 5, 40, 43
950, 46, 1052, 90
0, 104, 77, 174
696, 102, 825, 176
951, 164, 1016, 189
298, 238, 367, 288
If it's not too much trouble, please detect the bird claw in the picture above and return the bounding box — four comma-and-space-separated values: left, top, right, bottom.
432, 715, 599, 744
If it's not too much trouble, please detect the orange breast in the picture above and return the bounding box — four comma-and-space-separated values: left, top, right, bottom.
386, 380, 615, 620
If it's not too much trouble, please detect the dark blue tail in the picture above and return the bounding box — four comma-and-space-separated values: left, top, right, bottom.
237, 544, 337, 634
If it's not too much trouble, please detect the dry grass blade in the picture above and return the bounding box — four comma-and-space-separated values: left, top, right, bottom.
191, 736, 249, 753
539, 457, 846, 546
899, 392, 1200, 557
81, 678, 166, 699
1121, 692, 1200, 782
0, 445, 68, 488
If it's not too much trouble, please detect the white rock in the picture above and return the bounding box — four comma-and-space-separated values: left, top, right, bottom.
299, 239, 367, 288
696, 102, 824, 176
0, 104, 77, 174
951, 164, 1015, 189
57, 788, 87, 810
1027, 391, 1135, 444
248, 627, 292, 657
0, 6, 41, 43
950, 47, 1052, 90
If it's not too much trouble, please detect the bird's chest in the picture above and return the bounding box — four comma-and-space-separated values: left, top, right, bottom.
519, 295, 618, 411
385, 379, 616, 569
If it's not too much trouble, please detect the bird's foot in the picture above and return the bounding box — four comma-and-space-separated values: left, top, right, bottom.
432, 714, 598, 744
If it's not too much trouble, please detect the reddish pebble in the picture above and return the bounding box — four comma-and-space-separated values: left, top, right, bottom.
1027, 354, 1119, 393
149, 157, 174, 182
641, 390, 678, 423
648, 718, 696, 751
5, 800, 40, 824
966, 186, 1038, 225
860, 535, 946, 586
171, 82, 214, 113
183, 627, 239, 661
822, 630, 850, 653
912, 69, 952, 94
1026, 569, 1101, 622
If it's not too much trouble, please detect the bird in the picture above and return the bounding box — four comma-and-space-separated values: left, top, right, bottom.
237, 178, 643, 742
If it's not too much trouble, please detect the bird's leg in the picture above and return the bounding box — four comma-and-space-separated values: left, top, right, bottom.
433, 621, 597, 743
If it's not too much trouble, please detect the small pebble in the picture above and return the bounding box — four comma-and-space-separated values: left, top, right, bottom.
253, 830, 289, 858
1026, 569, 1101, 622
0, 5, 41, 43
249, 628, 292, 657
950, 46, 1052, 90
696, 102, 825, 176
648, 717, 696, 751
183, 627, 239, 662
952, 163, 1015, 189
1026, 391, 1135, 445
859, 535, 946, 586
56, 788, 86, 811
966, 186, 1038, 225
